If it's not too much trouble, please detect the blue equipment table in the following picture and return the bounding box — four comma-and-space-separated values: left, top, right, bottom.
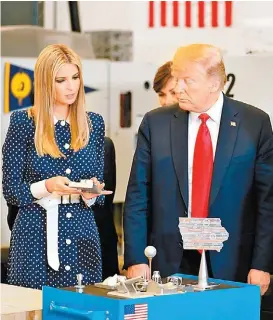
42, 274, 260, 319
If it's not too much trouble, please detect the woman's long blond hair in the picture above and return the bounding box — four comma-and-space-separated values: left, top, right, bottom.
28, 44, 90, 158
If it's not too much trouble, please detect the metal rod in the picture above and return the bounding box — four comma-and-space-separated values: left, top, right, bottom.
68, 1, 81, 32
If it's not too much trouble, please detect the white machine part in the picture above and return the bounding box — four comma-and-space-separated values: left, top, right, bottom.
1, 55, 273, 246
223, 54, 273, 121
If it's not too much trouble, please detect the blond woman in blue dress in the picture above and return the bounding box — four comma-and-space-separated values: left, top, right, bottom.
3, 44, 111, 289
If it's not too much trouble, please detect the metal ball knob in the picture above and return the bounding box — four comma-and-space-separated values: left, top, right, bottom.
144, 246, 157, 259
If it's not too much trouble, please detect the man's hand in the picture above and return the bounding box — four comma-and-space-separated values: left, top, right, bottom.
127, 264, 150, 280
247, 269, 271, 295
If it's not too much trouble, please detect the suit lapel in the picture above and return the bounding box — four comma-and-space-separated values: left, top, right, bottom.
209, 96, 240, 206
171, 107, 189, 209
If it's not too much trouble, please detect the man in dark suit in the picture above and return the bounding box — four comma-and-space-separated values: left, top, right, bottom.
6, 136, 119, 280
123, 44, 273, 296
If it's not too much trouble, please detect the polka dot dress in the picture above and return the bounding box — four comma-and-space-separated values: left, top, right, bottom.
2, 110, 105, 289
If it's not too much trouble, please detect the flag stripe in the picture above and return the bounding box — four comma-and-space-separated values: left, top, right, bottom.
160, 1, 167, 27
185, 1, 191, 27
124, 316, 148, 319
148, 1, 154, 27
225, 1, 232, 27
198, 1, 205, 28
125, 316, 148, 318
211, 1, 218, 27
124, 314, 148, 320
173, 1, 179, 27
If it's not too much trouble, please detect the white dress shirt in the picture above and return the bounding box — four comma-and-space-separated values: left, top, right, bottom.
30, 115, 96, 207
187, 92, 224, 217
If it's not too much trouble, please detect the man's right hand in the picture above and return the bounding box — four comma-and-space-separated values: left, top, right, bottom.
127, 264, 150, 280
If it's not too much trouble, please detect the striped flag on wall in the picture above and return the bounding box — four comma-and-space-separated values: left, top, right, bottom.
148, 1, 233, 28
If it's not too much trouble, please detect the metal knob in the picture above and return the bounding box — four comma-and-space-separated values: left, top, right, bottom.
75, 273, 85, 293
144, 246, 157, 280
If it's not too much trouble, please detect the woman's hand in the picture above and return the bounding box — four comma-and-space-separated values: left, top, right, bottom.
45, 176, 81, 195
81, 177, 113, 200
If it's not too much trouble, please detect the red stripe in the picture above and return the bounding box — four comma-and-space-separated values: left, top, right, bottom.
148, 1, 154, 28
225, 1, 232, 27
160, 1, 167, 27
211, 1, 218, 27
173, 1, 179, 27
198, 1, 205, 28
185, 1, 191, 27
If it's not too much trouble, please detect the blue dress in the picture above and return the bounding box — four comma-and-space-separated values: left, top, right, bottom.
2, 110, 104, 289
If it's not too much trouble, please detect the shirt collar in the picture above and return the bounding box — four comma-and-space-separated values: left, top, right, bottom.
53, 115, 70, 125
190, 92, 224, 125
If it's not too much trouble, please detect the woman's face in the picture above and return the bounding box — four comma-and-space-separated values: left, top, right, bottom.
157, 77, 178, 107
54, 63, 80, 106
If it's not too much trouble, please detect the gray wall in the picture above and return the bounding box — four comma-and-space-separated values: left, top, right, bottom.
1, 1, 43, 26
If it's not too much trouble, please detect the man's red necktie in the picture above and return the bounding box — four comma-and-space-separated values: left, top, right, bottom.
192, 113, 213, 219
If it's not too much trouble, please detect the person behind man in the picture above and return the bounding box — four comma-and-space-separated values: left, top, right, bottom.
153, 61, 177, 107
93, 137, 120, 279
123, 43, 273, 296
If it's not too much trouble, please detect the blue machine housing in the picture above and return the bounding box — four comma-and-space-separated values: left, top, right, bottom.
42, 274, 260, 320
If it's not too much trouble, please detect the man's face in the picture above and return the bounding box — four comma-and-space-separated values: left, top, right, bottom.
172, 61, 215, 113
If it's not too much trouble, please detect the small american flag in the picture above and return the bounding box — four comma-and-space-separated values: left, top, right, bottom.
124, 303, 148, 320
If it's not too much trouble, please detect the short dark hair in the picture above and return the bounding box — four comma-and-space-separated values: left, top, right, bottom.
153, 61, 173, 93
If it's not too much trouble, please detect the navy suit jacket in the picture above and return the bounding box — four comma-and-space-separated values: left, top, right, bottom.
124, 95, 273, 282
